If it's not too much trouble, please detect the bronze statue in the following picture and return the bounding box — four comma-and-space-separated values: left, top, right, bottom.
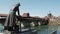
4, 3, 37, 34
4, 3, 20, 31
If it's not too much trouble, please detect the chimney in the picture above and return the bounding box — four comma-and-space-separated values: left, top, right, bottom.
23, 13, 30, 17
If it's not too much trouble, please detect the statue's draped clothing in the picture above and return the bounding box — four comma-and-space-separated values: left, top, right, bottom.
4, 11, 16, 27
4, 3, 20, 30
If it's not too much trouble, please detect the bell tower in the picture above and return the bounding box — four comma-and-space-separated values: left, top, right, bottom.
48, 11, 52, 18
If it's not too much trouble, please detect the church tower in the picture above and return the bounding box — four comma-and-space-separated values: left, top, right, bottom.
47, 11, 52, 18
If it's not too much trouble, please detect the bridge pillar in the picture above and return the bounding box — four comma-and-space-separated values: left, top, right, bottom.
38, 22, 41, 26
22, 21, 27, 28
22, 20, 31, 29
34, 21, 38, 27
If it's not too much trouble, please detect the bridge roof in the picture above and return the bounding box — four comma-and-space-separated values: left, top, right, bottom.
0, 14, 41, 19
0, 14, 8, 17
0, 14, 49, 21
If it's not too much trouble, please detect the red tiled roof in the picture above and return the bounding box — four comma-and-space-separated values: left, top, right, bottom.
0, 14, 8, 17
0, 14, 41, 19
30, 16, 40, 19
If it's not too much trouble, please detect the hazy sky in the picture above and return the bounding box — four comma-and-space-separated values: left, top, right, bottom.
0, 0, 60, 17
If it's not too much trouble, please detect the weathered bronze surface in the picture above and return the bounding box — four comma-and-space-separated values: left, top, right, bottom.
4, 3, 20, 31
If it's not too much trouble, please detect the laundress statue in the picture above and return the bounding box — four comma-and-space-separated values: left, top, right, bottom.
4, 3, 20, 32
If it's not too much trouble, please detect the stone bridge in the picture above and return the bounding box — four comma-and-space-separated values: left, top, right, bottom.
0, 13, 49, 28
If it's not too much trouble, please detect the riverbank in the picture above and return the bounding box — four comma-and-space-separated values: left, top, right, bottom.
48, 21, 60, 25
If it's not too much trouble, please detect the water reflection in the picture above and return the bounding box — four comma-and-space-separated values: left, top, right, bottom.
0, 23, 4, 32
57, 25, 60, 34
36, 25, 58, 34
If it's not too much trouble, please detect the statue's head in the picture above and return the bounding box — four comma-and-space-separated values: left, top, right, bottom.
10, 2, 21, 11
15, 2, 21, 6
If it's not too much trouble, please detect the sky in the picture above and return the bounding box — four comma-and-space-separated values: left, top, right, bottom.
0, 0, 60, 17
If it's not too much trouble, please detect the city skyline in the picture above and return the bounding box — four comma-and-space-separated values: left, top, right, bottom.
0, 0, 60, 17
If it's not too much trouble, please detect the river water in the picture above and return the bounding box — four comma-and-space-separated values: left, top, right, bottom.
0, 23, 60, 34
36, 25, 60, 34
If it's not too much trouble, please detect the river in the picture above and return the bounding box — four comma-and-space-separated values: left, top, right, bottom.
0, 23, 60, 34
36, 25, 60, 34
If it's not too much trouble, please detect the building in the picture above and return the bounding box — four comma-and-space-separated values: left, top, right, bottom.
44, 11, 58, 25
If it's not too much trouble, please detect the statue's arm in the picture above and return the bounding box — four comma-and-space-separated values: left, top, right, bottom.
18, 7, 20, 15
